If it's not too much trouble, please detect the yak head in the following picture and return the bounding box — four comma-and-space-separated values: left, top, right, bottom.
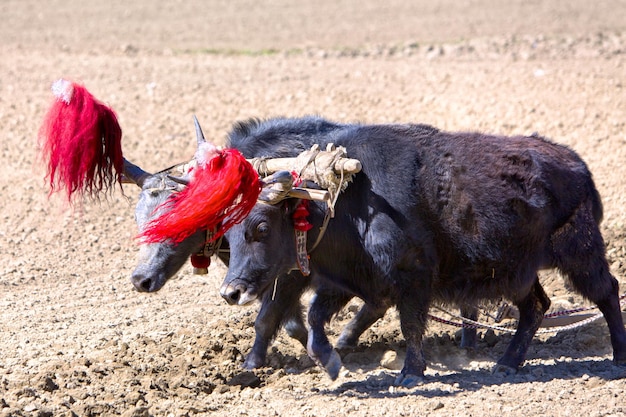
127, 117, 225, 292
220, 200, 300, 305
126, 167, 206, 292
219, 171, 326, 305
38, 80, 215, 293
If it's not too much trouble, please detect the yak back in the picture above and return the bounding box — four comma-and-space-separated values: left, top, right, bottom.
301, 122, 602, 305
416, 129, 599, 265
223, 117, 602, 305
226, 116, 347, 159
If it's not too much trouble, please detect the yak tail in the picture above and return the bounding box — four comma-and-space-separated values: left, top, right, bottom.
38, 79, 124, 202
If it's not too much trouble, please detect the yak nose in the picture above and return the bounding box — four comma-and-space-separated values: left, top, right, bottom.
220, 283, 244, 305
131, 273, 155, 292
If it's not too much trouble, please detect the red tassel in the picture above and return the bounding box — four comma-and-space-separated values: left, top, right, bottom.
139, 147, 262, 244
190, 253, 210, 269
38, 79, 124, 202
293, 201, 313, 231
290, 172, 312, 231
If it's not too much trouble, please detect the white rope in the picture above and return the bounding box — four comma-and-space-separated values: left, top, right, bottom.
431, 298, 625, 335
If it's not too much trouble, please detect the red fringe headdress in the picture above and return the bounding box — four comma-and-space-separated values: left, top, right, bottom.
139, 142, 262, 244
39, 79, 123, 201
39, 79, 262, 243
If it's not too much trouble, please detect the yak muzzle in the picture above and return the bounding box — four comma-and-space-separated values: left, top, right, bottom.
130, 270, 166, 293
220, 282, 257, 306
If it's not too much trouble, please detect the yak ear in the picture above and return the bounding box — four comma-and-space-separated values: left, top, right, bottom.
282, 198, 300, 214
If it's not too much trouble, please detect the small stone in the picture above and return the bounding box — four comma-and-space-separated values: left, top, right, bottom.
482, 329, 498, 347
380, 350, 402, 370
40, 375, 59, 392
121, 407, 150, 417
227, 371, 261, 388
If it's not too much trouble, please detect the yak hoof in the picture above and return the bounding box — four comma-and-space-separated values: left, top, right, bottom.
492, 363, 517, 376
613, 356, 626, 367
323, 349, 343, 380
394, 372, 424, 388
242, 354, 264, 370
335, 337, 357, 351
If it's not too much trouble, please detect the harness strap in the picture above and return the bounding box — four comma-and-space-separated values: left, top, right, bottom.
191, 229, 221, 275
290, 161, 345, 275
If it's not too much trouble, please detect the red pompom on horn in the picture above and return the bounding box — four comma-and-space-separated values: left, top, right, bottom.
139, 144, 262, 244
38, 79, 124, 202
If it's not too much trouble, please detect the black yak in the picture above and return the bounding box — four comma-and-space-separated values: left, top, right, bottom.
220, 119, 626, 385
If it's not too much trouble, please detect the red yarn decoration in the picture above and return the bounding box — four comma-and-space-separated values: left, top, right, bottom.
139, 148, 262, 244
290, 171, 313, 231
190, 253, 210, 269
293, 201, 313, 231
39, 79, 124, 202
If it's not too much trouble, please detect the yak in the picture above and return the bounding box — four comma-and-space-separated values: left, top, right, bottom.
127, 116, 374, 368
128, 117, 471, 368
221, 119, 626, 386
38, 81, 480, 373
129, 117, 480, 369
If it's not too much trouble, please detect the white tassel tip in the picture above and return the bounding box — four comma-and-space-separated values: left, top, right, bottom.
51, 79, 74, 104
195, 141, 220, 166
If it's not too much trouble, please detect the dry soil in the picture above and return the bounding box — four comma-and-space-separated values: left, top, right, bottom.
2, 1, 626, 416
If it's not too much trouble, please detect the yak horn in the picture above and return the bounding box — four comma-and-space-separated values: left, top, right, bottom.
287, 187, 330, 203
121, 159, 151, 187
259, 171, 294, 203
167, 175, 190, 186
259, 171, 330, 204
261, 170, 293, 186
193, 115, 206, 145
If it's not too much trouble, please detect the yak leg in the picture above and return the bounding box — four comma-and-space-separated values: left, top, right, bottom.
494, 279, 549, 374
551, 204, 626, 365
278, 274, 310, 346
307, 288, 353, 380
243, 273, 310, 369
591, 279, 626, 365
562, 257, 626, 365
459, 305, 479, 349
593, 281, 626, 365
395, 270, 432, 387
336, 303, 388, 350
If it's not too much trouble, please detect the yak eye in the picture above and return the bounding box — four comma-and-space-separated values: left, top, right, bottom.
256, 222, 269, 238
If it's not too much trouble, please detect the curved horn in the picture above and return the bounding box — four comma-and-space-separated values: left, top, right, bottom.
193, 115, 206, 145
261, 170, 293, 186
259, 171, 294, 203
122, 159, 151, 187
193, 115, 221, 164
167, 175, 189, 186
258, 171, 331, 204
